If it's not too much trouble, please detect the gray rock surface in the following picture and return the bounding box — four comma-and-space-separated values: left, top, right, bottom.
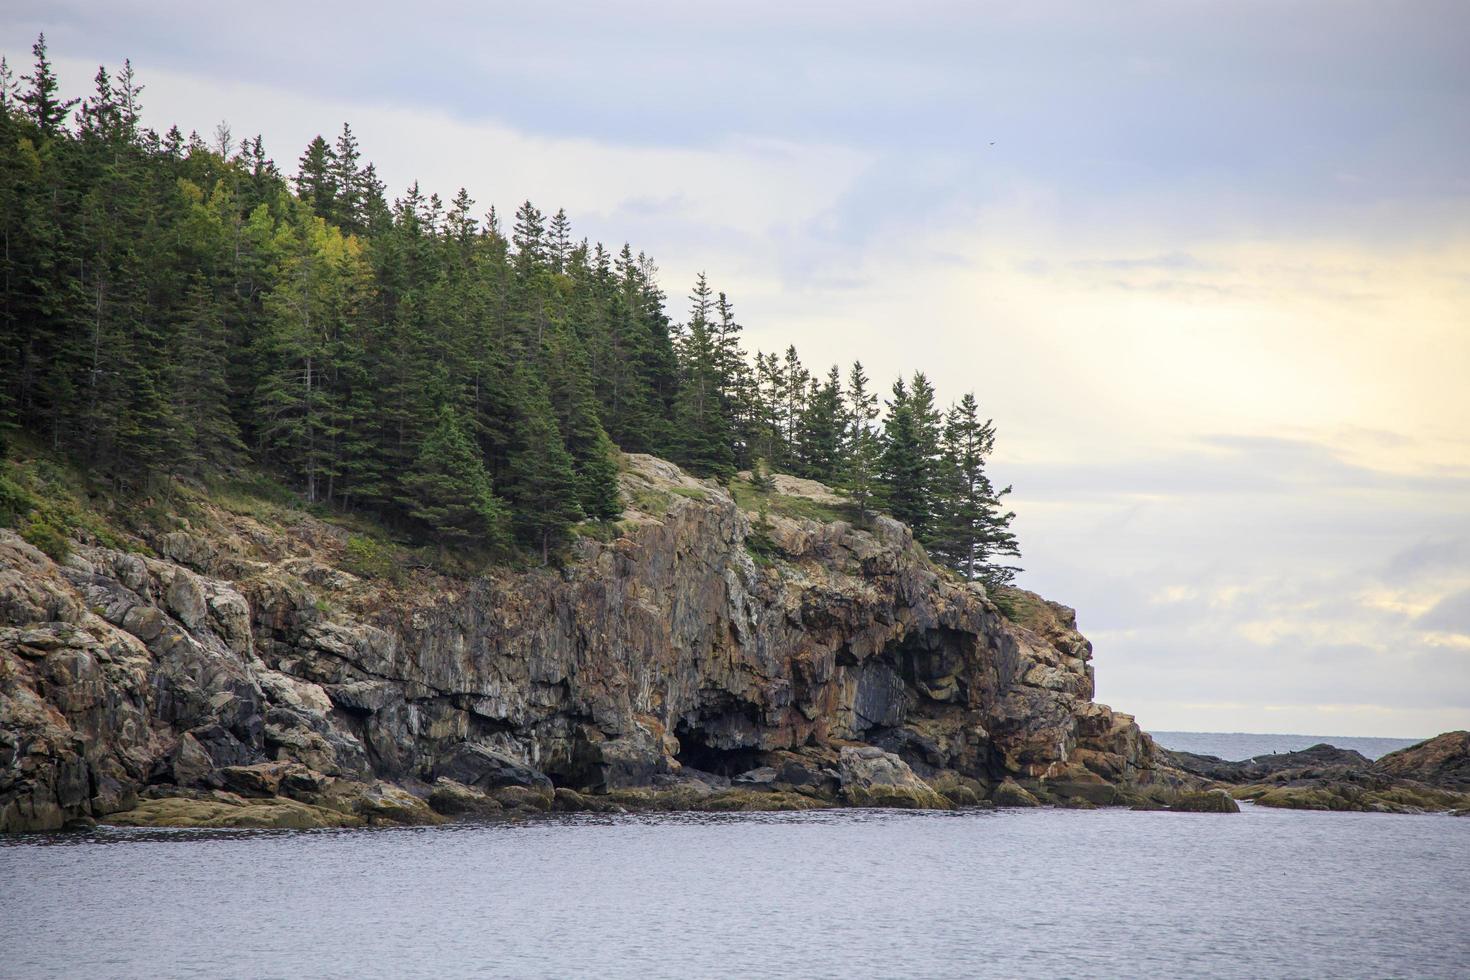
2, 455, 1178, 832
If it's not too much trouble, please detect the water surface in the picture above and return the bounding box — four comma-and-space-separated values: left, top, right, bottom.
3, 804, 1465, 978
1150, 730, 1424, 760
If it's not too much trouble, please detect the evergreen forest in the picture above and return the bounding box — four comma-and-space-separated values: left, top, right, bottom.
0, 38, 1021, 585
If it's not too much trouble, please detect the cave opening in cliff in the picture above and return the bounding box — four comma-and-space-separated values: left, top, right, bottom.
672, 721, 762, 777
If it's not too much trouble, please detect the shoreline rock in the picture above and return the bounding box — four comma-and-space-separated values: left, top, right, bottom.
1164, 732, 1470, 815
1, 455, 1201, 833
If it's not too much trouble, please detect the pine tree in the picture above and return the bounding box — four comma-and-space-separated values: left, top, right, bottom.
781, 345, 809, 459
672, 272, 734, 476
331, 123, 365, 235
844, 361, 882, 520
19, 35, 78, 136
880, 374, 944, 543
506, 369, 583, 563
797, 365, 845, 484
399, 406, 509, 546
548, 208, 571, 273
295, 136, 337, 222
0, 57, 18, 111
937, 393, 1021, 586
112, 60, 143, 137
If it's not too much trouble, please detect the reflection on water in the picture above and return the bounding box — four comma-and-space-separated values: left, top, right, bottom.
3, 805, 1466, 978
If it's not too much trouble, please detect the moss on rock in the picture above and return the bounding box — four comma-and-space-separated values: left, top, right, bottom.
106, 796, 360, 829
1170, 790, 1240, 813
991, 780, 1042, 808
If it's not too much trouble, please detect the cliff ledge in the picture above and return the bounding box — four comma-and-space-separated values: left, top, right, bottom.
2, 454, 1187, 831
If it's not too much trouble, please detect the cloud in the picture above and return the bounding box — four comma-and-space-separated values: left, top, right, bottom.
3, 5, 1468, 738
1417, 590, 1470, 635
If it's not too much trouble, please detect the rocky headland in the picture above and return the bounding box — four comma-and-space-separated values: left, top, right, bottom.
4, 454, 1462, 832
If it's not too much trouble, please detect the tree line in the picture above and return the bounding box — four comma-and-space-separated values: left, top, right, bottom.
0, 38, 1020, 584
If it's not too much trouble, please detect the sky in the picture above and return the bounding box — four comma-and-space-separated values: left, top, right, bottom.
5, 1, 1468, 737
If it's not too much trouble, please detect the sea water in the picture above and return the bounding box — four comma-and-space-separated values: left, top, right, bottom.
1150, 731, 1424, 761
3, 801, 1465, 978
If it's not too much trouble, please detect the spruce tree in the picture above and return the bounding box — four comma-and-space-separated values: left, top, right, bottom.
879, 373, 944, 543
19, 35, 78, 136
331, 123, 365, 235
506, 369, 583, 563
672, 273, 734, 477
844, 361, 882, 520
796, 365, 845, 484
400, 406, 509, 547
938, 393, 1021, 586
295, 136, 337, 223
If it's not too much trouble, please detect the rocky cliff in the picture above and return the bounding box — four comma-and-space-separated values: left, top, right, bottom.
1, 454, 1182, 832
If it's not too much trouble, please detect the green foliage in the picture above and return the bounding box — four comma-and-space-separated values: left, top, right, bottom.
0, 451, 127, 553
21, 516, 70, 560
745, 499, 781, 566
570, 519, 622, 543
399, 406, 509, 547
0, 40, 1022, 579
342, 534, 399, 582
506, 370, 583, 562
750, 457, 776, 493
0, 471, 36, 527
727, 477, 859, 526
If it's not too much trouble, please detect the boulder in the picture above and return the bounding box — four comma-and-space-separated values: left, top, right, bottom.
551, 787, 622, 814
428, 780, 504, 816
346, 782, 445, 826
837, 746, 950, 810
434, 744, 553, 793
991, 780, 1042, 808
491, 785, 554, 812
1163, 743, 1371, 783
699, 789, 831, 812
1170, 790, 1240, 813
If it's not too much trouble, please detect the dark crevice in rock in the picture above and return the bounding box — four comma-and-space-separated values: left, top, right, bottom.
673, 720, 762, 776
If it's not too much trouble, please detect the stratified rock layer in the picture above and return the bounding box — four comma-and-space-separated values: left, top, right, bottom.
1, 455, 1175, 832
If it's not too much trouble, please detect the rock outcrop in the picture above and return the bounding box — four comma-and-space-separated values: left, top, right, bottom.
1, 455, 1184, 832
1168, 733, 1470, 814
1371, 731, 1470, 790
1163, 744, 1372, 784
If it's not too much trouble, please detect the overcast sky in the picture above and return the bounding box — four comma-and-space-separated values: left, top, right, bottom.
6, 1, 1468, 737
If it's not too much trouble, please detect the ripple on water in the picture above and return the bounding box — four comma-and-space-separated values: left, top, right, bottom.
2, 804, 1466, 979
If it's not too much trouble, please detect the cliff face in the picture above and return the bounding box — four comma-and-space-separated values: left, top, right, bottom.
1, 455, 1171, 832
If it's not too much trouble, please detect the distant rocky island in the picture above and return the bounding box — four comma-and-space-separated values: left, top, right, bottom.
4, 455, 1466, 832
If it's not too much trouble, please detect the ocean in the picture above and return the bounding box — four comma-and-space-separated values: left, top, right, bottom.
2, 733, 1465, 979
1149, 730, 1425, 760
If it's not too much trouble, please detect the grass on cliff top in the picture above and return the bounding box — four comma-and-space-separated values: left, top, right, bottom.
726, 477, 863, 526
990, 587, 1050, 630
0, 436, 137, 560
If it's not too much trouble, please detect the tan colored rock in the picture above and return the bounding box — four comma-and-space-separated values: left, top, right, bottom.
838, 746, 950, 810
1372, 731, 1470, 789
2, 451, 1175, 831
991, 779, 1042, 807
428, 780, 504, 816
106, 795, 358, 829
